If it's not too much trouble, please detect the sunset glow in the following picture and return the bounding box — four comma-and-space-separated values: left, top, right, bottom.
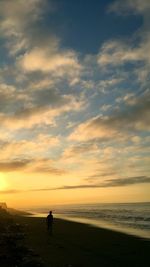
0, 174, 7, 190
0, 0, 150, 208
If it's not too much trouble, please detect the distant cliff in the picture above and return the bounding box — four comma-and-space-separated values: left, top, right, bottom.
0, 202, 31, 215
0, 202, 7, 209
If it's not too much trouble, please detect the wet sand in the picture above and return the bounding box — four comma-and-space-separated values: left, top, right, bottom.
15, 215, 150, 267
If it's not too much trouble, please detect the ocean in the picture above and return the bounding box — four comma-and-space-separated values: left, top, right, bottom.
27, 202, 150, 239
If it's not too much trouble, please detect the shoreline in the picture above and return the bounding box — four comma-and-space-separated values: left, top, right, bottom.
15, 215, 150, 267
27, 212, 150, 240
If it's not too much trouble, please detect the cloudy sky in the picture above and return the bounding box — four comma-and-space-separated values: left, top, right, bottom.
0, 0, 150, 208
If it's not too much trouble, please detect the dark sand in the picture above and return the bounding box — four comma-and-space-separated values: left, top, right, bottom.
0, 209, 44, 267
14, 215, 150, 267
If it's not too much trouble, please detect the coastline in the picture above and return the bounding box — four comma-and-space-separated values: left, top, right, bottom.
26, 201, 150, 240
27, 212, 150, 240
15, 215, 150, 267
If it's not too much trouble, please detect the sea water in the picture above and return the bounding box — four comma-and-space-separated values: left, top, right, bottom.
27, 202, 150, 239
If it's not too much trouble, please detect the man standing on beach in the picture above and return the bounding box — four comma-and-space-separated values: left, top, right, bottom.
46, 211, 53, 235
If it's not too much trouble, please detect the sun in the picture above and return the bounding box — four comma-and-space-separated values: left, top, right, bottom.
0, 173, 7, 190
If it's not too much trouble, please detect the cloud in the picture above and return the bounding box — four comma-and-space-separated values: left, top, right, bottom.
0, 189, 21, 194
63, 142, 99, 158
69, 91, 150, 141
0, 0, 84, 132
1, 176, 149, 194
0, 134, 60, 160
0, 160, 30, 172
100, 104, 112, 112
0, 0, 82, 80
0, 107, 56, 129
116, 93, 137, 106
33, 175, 150, 190
108, 0, 150, 15
98, 77, 124, 90
0, 93, 85, 130
97, 39, 150, 67
98, 0, 150, 88
104, 176, 150, 186
0, 158, 66, 174
0, 0, 47, 54
34, 165, 66, 175
0, 83, 17, 112
19, 46, 81, 76
30, 158, 67, 175
0, 0, 45, 34
87, 172, 117, 180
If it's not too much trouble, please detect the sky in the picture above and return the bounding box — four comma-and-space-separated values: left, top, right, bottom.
0, 0, 150, 208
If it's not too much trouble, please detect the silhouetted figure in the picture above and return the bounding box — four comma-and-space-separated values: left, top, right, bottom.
46, 211, 53, 235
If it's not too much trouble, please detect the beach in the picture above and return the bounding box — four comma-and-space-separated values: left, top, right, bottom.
0, 208, 150, 267
10, 214, 150, 267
